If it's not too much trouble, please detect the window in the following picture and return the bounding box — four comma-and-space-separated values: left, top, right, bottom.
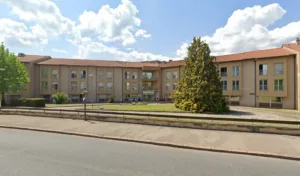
80, 82, 86, 91
142, 72, 152, 79
71, 71, 77, 79
221, 80, 227, 90
220, 67, 227, 76
166, 72, 170, 80
52, 70, 58, 79
71, 81, 77, 91
173, 72, 178, 79
232, 80, 240, 91
98, 72, 104, 79
132, 72, 138, 80
107, 82, 113, 90
259, 64, 268, 76
259, 80, 268, 91
51, 81, 58, 91
41, 81, 48, 91
173, 82, 178, 90
80, 70, 86, 79
274, 79, 283, 91
41, 69, 48, 78
98, 82, 104, 90
132, 83, 137, 90
125, 82, 130, 90
232, 66, 240, 76
125, 72, 130, 80
107, 72, 112, 79
271, 97, 282, 104
274, 63, 283, 75
166, 83, 170, 90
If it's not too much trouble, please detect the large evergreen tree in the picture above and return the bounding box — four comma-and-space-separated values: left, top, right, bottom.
173, 37, 228, 113
0, 43, 29, 105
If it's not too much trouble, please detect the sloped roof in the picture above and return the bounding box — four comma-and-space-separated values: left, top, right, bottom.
215, 48, 295, 62
18, 55, 51, 63
283, 43, 300, 51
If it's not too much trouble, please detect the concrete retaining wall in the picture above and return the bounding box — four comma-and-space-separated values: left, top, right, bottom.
1, 110, 299, 136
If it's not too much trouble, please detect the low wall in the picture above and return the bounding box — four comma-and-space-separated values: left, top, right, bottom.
1, 110, 300, 136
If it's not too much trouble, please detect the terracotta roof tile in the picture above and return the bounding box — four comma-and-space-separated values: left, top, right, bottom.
283, 43, 300, 51
215, 48, 295, 62
17, 54, 50, 63
160, 60, 185, 67
38, 58, 162, 68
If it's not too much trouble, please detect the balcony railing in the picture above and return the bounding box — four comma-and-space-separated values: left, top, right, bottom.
143, 86, 158, 90
221, 72, 227, 77
259, 70, 268, 76
142, 76, 158, 81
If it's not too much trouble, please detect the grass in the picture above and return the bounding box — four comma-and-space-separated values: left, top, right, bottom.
86, 104, 184, 112
46, 104, 84, 108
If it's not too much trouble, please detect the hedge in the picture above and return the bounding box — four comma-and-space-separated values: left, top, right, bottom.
11, 98, 45, 107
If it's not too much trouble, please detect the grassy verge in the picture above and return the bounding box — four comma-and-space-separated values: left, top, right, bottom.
86, 104, 184, 112
46, 104, 84, 108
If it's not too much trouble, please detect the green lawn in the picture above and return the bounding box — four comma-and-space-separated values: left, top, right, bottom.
87, 104, 184, 112
46, 104, 84, 108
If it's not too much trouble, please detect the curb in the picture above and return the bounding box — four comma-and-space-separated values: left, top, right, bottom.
0, 125, 299, 161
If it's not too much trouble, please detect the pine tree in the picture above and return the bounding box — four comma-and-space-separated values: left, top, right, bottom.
172, 37, 229, 113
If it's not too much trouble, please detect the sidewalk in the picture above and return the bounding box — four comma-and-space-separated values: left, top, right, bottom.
0, 114, 300, 160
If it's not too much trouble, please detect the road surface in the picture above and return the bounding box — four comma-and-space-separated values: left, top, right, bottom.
0, 128, 299, 176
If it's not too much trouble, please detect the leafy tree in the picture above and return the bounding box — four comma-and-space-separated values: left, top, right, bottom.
172, 37, 229, 113
0, 43, 29, 105
52, 92, 69, 104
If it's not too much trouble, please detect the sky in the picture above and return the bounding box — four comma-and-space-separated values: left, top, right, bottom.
0, 0, 299, 61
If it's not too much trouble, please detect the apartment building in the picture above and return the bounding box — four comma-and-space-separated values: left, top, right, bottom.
10, 39, 300, 110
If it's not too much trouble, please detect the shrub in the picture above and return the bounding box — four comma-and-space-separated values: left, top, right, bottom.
10, 98, 45, 107
52, 92, 69, 104
107, 95, 115, 103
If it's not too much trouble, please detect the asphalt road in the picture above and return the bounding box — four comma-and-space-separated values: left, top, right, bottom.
0, 128, 299, 176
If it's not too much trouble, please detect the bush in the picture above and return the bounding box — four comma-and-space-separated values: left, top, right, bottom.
107, 95, 115, 103
52, 92, 69, 104
10, 98, 45, 107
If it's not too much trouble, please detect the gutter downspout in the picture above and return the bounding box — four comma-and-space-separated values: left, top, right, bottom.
254, 58, 257, 107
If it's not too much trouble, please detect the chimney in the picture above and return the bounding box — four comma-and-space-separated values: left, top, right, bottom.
297, 38, 300, 45
18, 53, 26, 57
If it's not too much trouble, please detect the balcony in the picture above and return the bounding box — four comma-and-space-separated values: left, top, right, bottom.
142, 76, 158, 81
143, 86, 158, 91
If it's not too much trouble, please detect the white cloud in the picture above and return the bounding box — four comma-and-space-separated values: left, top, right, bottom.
177, 3, 300, 57
135, 29, 151, 38
77, 0, 145, 46
1, 0, 74, 36
52, 48, 68, 53
0, 0, 174, 62
176, 43, 188, 58
0, 18, 48, 47
74, 39, 178, 61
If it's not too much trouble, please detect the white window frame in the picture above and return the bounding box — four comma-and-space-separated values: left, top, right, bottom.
221, 67, 227, 77
125, 72, 130, 80
132, 72, 138, 80
98, 72, 104, 79
259, 80, 268, 91
232, 80, 240, 91
166, 72, 170, 80
259, 64, 268, 76
232, 66, 240, 76
132, 83, 137, 90
80, 82, 86, 91
221, 80, 227, 90
51, 81, 58, 91
166, 82, 170, 90
173, 82, 178, 90
274, 63, 284, 75
41, 81, 48, 91
71, 71, 77, 79
71, 81, 77, 91
274, 79, 284, 91
98, 82, 104, 90
107, 82, 113, 90
173, 72, 178, 79
107, 72, 112, 80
